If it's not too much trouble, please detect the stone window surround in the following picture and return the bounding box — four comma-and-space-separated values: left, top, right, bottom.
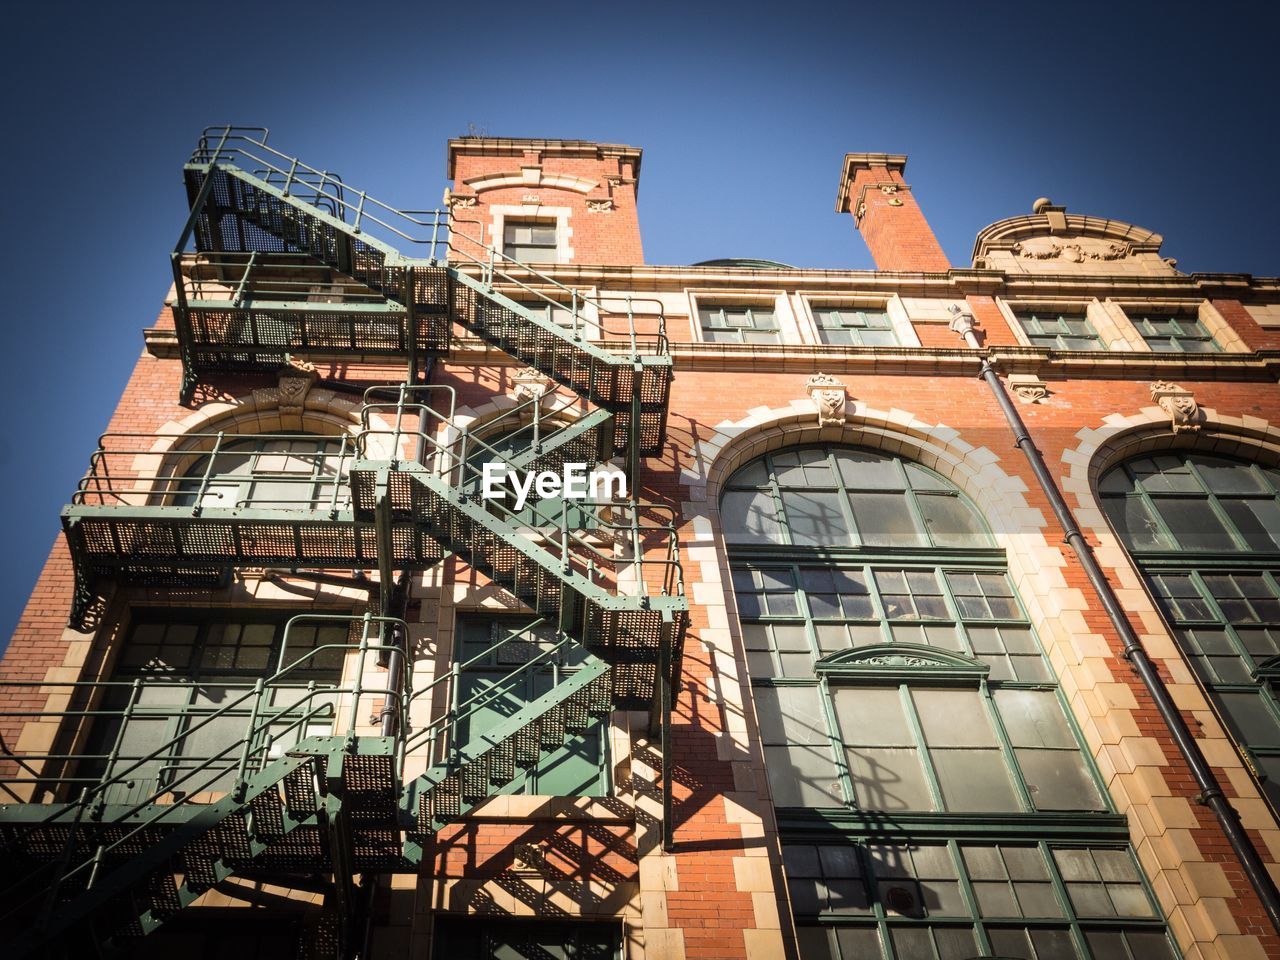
489, 203, 575, 266
996, 296, 1133, 352
1104, 298, 1246, 353
792, 292, 921, 348
686, 289, 798, 344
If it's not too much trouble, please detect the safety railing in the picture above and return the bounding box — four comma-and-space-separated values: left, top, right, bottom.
0, 613, 408, 925
0, 614, 408, 811
71, 431, 358, 516
355, 387, 686, 600
183, 126, 672, 362
399, 618, 587, 766
176, 252, 395, 306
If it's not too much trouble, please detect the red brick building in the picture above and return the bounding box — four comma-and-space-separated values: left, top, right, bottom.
3, 129, 1280, 960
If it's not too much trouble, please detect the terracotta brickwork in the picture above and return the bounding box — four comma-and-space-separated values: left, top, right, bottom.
5, 136, 1280, 960
447, 138, 643, 267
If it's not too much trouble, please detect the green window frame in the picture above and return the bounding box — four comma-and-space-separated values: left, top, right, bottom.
463, 423, 599, 531
1130, 312, 1220, 352
1099, 453, 1280, 554
741, 563, 1106, 814
84, 612, 349, 805
1103, 452, 1280, 810
502, 221, 558, 264
721, 446, 991, 549
171, 434, 350, 511
722, 445, 1172, 958
1016, 311, 1105, 351
812, 306, 898, 346
788, 839, 1175, 960
453, 615, 610, 797
698, 305, 781, 344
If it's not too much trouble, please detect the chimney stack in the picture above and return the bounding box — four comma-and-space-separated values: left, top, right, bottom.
836, 153, 950, 272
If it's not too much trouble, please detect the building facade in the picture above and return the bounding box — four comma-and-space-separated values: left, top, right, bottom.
2, 129, 1280, 960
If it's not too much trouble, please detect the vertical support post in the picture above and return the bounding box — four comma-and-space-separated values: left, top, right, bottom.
405, 267, 419, 386
659, 610, 674, 853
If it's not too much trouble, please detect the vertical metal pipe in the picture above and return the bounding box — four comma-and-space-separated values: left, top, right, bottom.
948, 304, 1280, 934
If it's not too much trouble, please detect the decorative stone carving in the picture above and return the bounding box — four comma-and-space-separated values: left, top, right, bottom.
513, 842, 546, 871
521, 194, 540, 204
586, 198, 614, 213
277, 359, 318, 417
443, 189, 477, 209
1007, 374, 1050, 405
1011, 238, 1131, 263
805, 373, 848, 426
879, 184, 898, 195
512, 368, 551, 403
252, 358, 318, 423
1150, 380, 1200, 434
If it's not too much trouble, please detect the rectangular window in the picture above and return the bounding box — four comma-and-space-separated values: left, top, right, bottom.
698, 305, 781, 344
85, 614, 348, 805
516, 300, 576, 329
813, 306, 898, 346
1015, 311, 1104, 350
1131, 312, 1220, 352
785, 841, 1174, 960
453, 615, 609, 797
502, 221, 559, 264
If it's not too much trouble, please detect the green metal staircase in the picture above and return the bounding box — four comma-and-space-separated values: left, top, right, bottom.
174, 126, 674, 459
13, 126, 690, 954
0, 617, 622, 956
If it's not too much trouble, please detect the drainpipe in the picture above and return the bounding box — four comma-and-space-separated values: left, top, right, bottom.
948, 304, 1280, 933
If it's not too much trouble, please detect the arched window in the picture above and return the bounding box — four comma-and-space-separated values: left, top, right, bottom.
724, 444, 1175, 959
169, 433, 351, 510
722, 446, 989, 548
1101, 451, 1280, 808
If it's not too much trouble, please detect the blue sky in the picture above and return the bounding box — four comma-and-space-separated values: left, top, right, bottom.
1, 0, 1276, 643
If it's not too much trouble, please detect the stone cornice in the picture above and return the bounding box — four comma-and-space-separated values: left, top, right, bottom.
143, 326, 1280, 383
450, 261, 1280, 302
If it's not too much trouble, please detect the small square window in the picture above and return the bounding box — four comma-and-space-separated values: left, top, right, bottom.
698, 305, 780, 344
1131, 312, 1219, 352
1016, 311, 1103, 351
503, 220, 559, 264
813, 306, 898, 346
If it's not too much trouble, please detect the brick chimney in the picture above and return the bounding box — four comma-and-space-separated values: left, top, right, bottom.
836, 153, 950, 272
446, 138, 643, 267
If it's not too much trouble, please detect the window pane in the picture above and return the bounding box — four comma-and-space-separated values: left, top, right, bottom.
782, 490, 853, 545
850, 492, 925, 546
721, 490, 782, 543
918, 494, 988, 547
1102, 496, 1172, 551
1151, 497, 1236, 551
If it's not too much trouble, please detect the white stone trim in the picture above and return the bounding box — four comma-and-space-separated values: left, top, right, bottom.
488, 203, 575, 265
464, 168, 598, 195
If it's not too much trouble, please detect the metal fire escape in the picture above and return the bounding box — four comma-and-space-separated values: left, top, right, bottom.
0, 127, 687, 957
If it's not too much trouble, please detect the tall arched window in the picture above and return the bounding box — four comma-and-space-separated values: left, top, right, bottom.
1101, 451, 1280, 807
724, 445, 1176, 959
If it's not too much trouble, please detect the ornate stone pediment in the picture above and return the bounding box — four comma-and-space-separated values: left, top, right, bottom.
971, 202, 1175, 276
1149, 380, 1200, 434
805, 373, 848, 426
816, 644, 989, 681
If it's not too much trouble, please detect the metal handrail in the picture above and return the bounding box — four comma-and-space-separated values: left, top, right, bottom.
355, 426, 684, 597
182, 127, 672, 361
